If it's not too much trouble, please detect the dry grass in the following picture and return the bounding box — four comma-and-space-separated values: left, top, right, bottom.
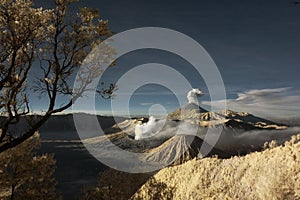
131, 134, 300, 200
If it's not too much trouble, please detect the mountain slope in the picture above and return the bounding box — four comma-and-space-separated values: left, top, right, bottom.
144, 135, 229, 165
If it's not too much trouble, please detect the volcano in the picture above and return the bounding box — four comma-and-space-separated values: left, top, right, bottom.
168, 103, 287, 130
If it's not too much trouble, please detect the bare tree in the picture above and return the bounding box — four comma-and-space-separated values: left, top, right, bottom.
0, 0, 115, 152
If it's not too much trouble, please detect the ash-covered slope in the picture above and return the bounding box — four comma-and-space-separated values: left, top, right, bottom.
144, 135, 228, 165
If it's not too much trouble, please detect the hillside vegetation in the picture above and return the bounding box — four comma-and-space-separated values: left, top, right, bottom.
131, 134, 300, 200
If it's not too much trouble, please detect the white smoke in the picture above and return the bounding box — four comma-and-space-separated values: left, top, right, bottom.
135, 116, 165, 140
134, 117, 196, 140
187, 88, 204, 105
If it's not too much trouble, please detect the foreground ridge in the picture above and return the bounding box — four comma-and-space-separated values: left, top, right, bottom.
131, 134, 300, 200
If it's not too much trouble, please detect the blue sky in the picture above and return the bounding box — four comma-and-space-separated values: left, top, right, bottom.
31, 0, 300, 118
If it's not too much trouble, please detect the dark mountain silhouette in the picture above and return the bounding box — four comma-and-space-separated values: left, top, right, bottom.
0, 114, 126, 140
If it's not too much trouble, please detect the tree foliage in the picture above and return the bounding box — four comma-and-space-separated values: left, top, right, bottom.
0, 0, 115, 152
81, 169, 153, 200
0, 132, 60, 199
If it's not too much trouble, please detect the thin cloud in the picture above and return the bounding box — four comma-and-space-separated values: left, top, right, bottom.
202, 88, 300, 118
140, 102, 154, 106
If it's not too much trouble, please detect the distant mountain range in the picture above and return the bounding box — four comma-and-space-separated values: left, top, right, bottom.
0, 114, 126, 140
0, 104, 291, 166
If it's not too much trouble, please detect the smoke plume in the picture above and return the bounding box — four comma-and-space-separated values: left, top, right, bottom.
187, 88, 204, 105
